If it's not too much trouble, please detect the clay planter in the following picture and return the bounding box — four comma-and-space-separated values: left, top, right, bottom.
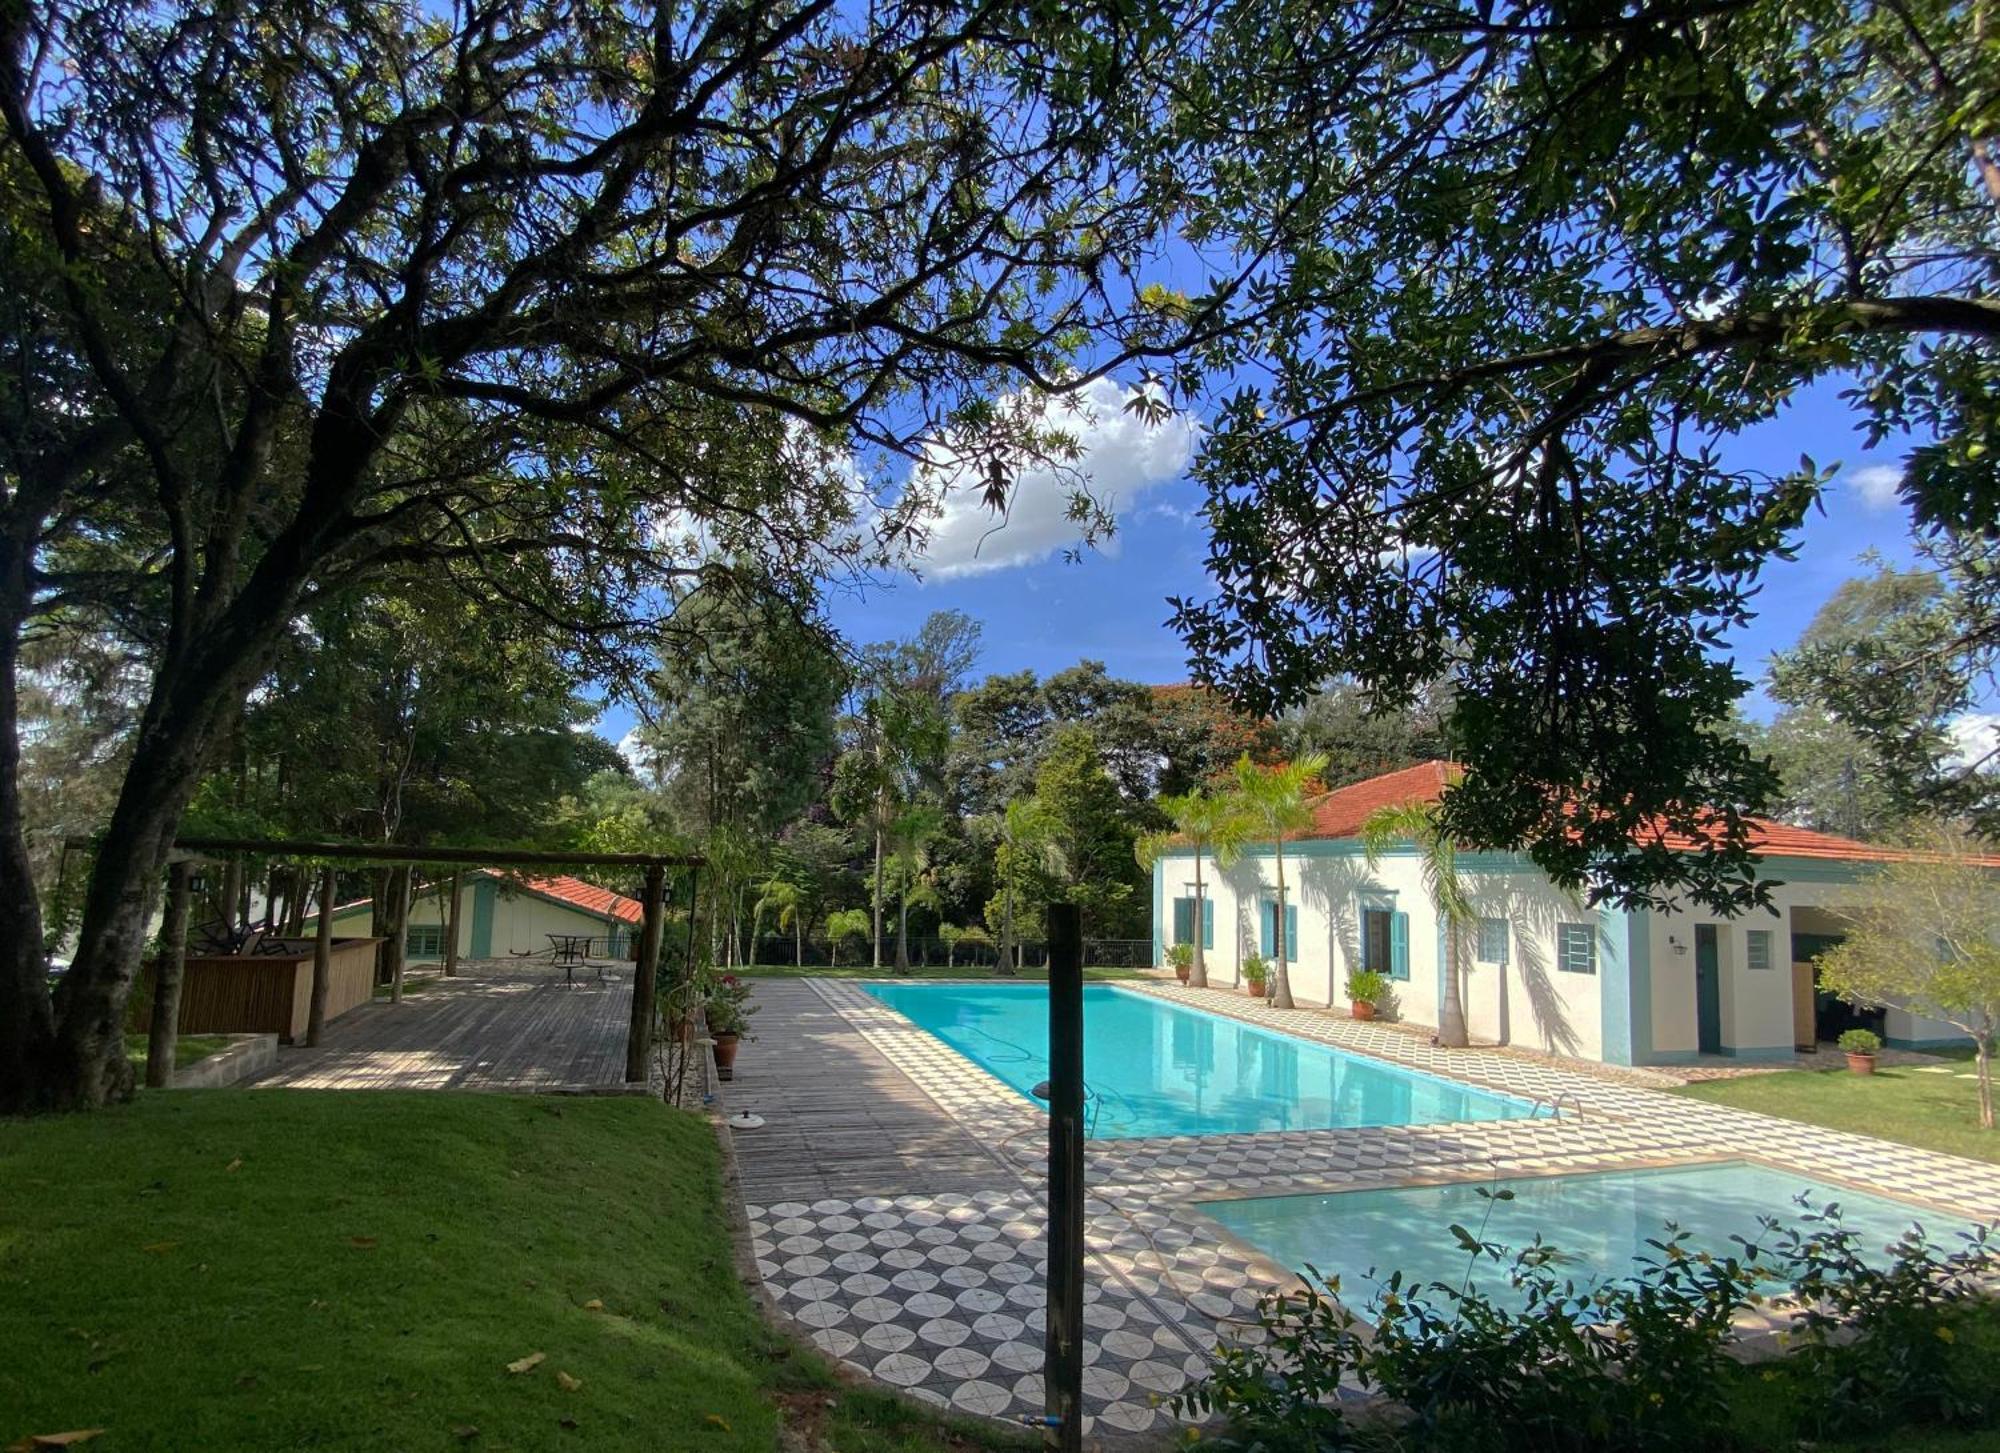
713, 1031, 741, 1080
1175, 964, 1191, 984
1246, 981, 1268, 998
1350, 999, 1377, 1022
1846, 1051, 1877, 1075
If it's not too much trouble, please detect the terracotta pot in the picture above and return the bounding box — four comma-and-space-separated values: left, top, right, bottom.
713, 1031, 740, 1080
1845, 1051, 1876, 1075
1246, 981, 1268, 998
1175, 964, 1191, 984
1351, 999, 1377, 1022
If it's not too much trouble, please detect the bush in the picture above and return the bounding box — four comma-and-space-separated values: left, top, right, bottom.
1838, 1027, 1883, 1055
1169, 942, 1195, 970
1346, 969, 1388, 1005
1176, 1195, 1997, 1453
1243, 954, 1270, 987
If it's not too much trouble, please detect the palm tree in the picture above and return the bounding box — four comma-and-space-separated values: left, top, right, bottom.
1359, 800, 1473, 1048
1229, 751, 1330, 1010
754, 878, 808, 968
888, 802, 945, 974
1136, 788, 1247, 989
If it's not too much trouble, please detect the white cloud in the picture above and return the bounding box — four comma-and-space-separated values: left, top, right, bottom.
1948, 712, 2000, 771
615, 727, 652, 778
905, 377, 1197, 579
1845, 463, 1904, 511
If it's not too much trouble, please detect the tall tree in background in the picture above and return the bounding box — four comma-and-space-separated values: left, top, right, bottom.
1170, 0, 2000, 915
1766, 562, 1999, 834
0, 0, 1217, 1110
1230, 752, 1329, 1011
1029, 727, 1148, 938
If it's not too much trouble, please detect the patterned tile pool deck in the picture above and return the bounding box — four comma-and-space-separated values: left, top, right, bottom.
724, 978, 2000, 1438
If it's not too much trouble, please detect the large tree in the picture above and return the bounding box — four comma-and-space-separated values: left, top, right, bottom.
0, 0, 1218, 1110
1167, 0, 2000, 915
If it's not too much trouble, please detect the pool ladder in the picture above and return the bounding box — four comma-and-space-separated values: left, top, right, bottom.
1527, 1089, 1586, 1123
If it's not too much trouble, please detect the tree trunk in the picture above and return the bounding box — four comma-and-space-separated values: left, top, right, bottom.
307, 865, 336, 1046
997, 850, 1017, 977
383, 866, 412, 1003
1439, 917, 1469, 1048
1979, 1038, 1994, 1132
0, 507, 55, 1112
1189, 853, 1209, 990
895, 888, 911, 975
871, 787, 886, 970
143, 862, 193, 1088
795, 917, 803, 968
1271, 842, 1296, 1010
443, 870, 462, 976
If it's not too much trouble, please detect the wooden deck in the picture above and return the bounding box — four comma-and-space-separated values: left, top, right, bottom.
247, 959, 635, 1092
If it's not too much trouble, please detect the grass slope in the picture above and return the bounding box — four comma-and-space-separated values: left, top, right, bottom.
122, 1035, 232, 1070
0, 1092, 1028, 1453
1673, 1053, 1998, 1165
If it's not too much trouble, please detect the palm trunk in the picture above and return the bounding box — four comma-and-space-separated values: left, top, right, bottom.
1189, 850, 1209, 990
871, 789, 886, 970
1271, 841, 1296, 1009
1978, 1038, 1994, 1131
443, 870, 462, 976
895, 885, 911, 975
794, 917, 803, 968
1439, 917, 1469, 1047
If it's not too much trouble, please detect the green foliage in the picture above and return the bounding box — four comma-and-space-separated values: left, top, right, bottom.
1025, 726, 1148, 937
1346, 968, 1388, 1005
705, 976, 759, 1038
1840, 1028, 1885, 1055
1241, 954, 1270, 987
1179, 1200, 1998, 1453
1168, 941, 1194, 970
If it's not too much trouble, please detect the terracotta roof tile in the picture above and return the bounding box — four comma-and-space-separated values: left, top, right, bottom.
522, 874, 645, 924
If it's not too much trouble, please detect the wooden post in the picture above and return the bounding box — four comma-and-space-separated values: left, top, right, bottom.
626, 864, 666, 1082
145, 861, 193, 1088
385, 865, 412, 1003
1043, 902, 1084, 1453
442, 869, 462, 977
307, 865, 336, 1046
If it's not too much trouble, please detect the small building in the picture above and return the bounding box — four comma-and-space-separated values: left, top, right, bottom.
309, 870, 643, 962
1148, 760, 1978, 1065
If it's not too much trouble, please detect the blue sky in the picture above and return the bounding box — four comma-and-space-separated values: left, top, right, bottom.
595, 373, 1924, 748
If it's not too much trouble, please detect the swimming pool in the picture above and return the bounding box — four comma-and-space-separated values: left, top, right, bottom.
1200, 1161, 1967, 1311
861, 981, 1531, 1138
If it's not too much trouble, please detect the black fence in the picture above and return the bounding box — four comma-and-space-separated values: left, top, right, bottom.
748, 935, 1154, 970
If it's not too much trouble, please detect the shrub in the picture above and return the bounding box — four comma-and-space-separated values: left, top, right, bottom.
705, 975, 758, 1037
1346, 969, 1388, 1005
1176, 1196, 1997, 1453
1242, 954, 1270, 987
1838, 1027, 1883, 1055
1168, 942, 1195, 970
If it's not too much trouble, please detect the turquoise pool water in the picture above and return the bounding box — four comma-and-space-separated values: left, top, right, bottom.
1201, 1161, 1965, 1311
861, 981, 1530, 1138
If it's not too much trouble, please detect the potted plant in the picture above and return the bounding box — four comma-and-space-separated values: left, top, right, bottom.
1838, 1027, 1882, 1075
706, 975, 758, 1080
1346, 969, 1388, 1022
1167, 942, 1194, 984
1242, 954, 1270, 998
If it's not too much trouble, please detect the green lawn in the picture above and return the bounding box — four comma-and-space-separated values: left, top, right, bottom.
122, 1035, 233, 1070
737, 962, 1146, 981
1672, 1051, 1999, 1165
0, 1092, 1031, 1453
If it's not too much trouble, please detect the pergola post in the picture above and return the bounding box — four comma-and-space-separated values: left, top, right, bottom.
442, 869, 462, 977
145, 860, 192, 1088
307, 865, 336, 1046
626, 864, 667, 1083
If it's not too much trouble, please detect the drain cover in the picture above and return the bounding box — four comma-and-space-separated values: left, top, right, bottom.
727, 1112, 765, 1130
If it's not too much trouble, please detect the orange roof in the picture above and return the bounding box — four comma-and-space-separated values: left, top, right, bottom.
1301, 760, 1978, 866
521, 874, 644, 924
1306, 760, 1461, 838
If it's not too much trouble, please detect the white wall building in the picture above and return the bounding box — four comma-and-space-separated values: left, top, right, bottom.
1150, 761, 1973, 1065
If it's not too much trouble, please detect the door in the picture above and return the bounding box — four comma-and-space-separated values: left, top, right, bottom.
1694, 924, 1722, 1054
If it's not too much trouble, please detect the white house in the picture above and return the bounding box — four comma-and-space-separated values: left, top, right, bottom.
308, 870, 643, 962
1149, 761, 1975, 1065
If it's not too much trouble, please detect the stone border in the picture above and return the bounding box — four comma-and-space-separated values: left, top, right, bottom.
171, 1032, 277, 1088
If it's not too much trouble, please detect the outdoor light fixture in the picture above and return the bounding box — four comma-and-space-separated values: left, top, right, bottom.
1668, 934, 1688, 957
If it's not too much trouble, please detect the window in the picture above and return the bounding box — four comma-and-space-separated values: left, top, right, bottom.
406, 924, 445, 958
1745, 928, 1773, 971
1173, 894, 1214, 950
1259, 900, 1300, 959
1555, 922, 1596, 975
1476, 916, 1509, 965
1361, 905, 1410, 980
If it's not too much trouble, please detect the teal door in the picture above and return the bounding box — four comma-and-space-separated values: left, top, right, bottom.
1695, 924, 1722, 1054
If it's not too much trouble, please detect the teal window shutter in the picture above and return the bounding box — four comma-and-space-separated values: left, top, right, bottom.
1201, 899, 1214, 951
1285, 904, 1299, 959
1259, 901, 1275, 957
1172, 897, 1194, 946
1390, 911, 1409, 980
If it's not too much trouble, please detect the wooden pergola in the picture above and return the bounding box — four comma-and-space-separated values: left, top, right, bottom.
155, 837, 703, 1088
